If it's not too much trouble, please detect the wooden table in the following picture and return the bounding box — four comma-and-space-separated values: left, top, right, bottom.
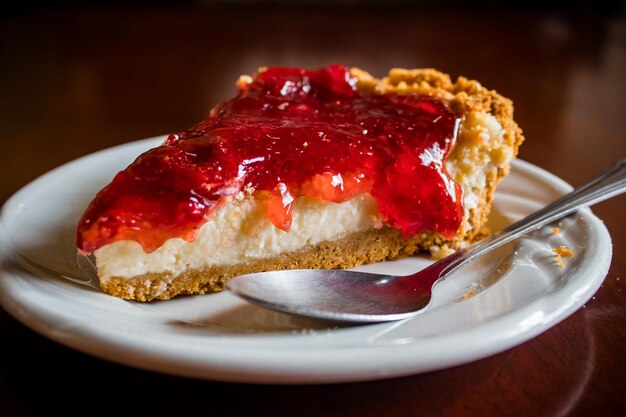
1, 5, 624, 416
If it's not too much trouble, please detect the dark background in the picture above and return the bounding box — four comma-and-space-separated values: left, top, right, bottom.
1, 1, 625, 416
2, 1, 625, 204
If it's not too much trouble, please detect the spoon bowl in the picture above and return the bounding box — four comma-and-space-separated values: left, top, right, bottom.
227, 269, 435, 322
227, 159, 626, 323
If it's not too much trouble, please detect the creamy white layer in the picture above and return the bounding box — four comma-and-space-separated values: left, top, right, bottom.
95, 193, 382, 281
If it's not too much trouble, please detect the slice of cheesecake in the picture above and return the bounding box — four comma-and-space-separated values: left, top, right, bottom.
77, 65, 524, 301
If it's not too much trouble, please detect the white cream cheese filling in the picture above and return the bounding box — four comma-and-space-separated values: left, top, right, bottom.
95, 193, 382, 281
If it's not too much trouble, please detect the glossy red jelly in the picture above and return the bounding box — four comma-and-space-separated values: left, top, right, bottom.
77, 65, 464, 254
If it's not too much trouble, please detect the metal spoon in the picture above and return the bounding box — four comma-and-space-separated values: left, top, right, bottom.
226, 160, 626, 323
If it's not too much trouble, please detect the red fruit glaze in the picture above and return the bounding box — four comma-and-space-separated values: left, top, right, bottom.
77, 65, 463, 254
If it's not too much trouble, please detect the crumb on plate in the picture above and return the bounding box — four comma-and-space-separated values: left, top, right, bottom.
552, 245, 574, 268
463, 289, 475, 299
552, 245, 574, 257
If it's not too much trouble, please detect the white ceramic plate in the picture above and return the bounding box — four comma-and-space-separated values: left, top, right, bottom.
0, 137, 612, 384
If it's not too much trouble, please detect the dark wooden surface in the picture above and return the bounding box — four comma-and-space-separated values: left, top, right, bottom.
1, 4, 625, 416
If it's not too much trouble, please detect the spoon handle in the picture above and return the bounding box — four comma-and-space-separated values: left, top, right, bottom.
438, 159, 626, 278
